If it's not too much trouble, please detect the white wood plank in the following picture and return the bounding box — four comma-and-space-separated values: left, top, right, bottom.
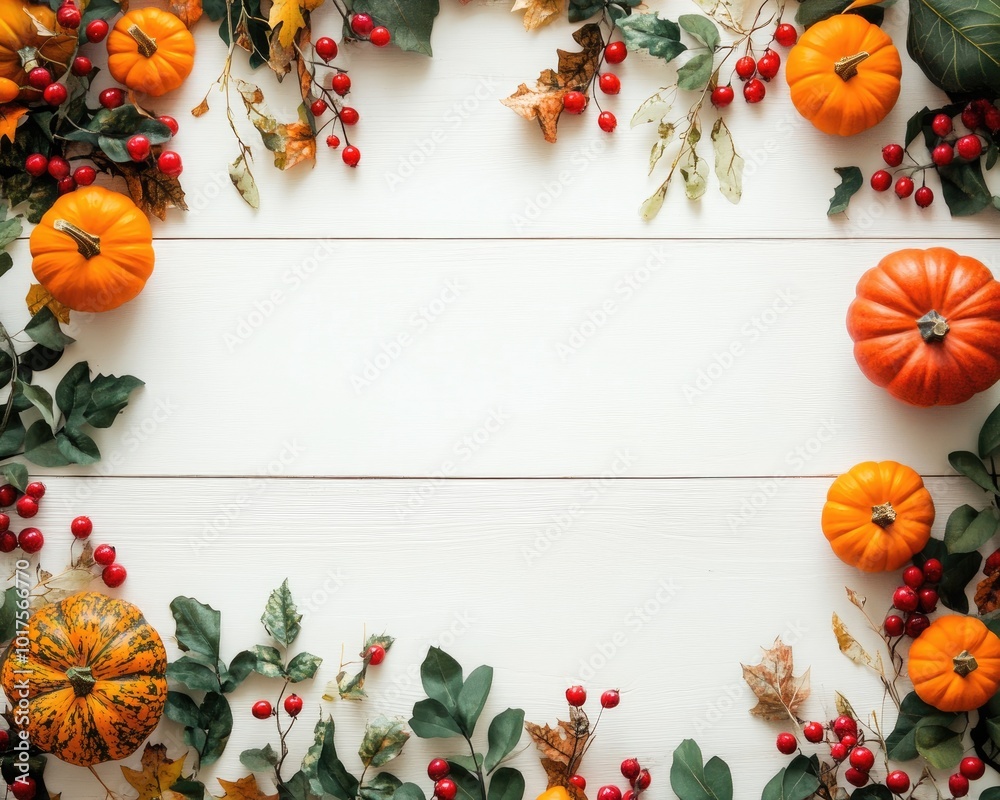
74, 2, 999, 239
13, 476, 989, 799
3, 238, 996, 477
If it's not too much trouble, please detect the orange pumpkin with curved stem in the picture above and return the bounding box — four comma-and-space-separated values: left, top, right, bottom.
0, 0, 75, 97
821, 461, 934, 571
106, 8, 195, 96
30, 186, 154, 312
909, 615, 1000, 712
847, 248, 1000, 406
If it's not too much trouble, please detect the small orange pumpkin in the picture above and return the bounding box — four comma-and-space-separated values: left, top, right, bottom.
785, 14, 901, 136
847, 248, 1000, 406
0, 0, 75, 97
908, 615, 1000, 712
106, 8, 195, 96
30, 186, 154, 312
821, 461, 934, 571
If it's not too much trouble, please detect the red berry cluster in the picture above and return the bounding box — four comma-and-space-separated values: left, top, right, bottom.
561, 40, 626, 133
251, 693, 303, 720
711, 22, 797, 109
947, 756, 986, 798
778, 716, 884, 789
883, 559, 941, 640
424, 758, 458, 800
595, 756, 650, 800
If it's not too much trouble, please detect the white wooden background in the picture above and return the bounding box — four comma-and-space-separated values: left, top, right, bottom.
4, 0, 1000, 797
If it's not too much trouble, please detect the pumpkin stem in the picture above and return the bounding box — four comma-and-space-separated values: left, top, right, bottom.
127, 24, 158, 58
54, 219, 101, 259
17, 46, 40, 73
917, 310, 950, 342
871, 502, 896, 528
66, 665, 96, 696
953, 650, 979, 677
834, 51, 871, 81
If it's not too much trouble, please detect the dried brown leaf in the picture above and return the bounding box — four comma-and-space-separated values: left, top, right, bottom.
169, 0, 203, 27
976, 571, 1000, 614
512, 0, 563, 30
214, 775, 278, 800
121, 745, 187, 800
834, 692, 857, 720
295, 24, 313, 102
741, 637, 811, 723
525, 708, 590, 800
25, 284, 70, 323
116, 161, 189, 221
191, 97, 210, 117
832, 612, 882, 671
845, 587, 866, 611
819, 760, 848, 800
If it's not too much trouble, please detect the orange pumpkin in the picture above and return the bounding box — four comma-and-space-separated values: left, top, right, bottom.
0, 0, 75, 96
821, 461, 934, 571
106, 8, 195, 96
908, 615, 1000, 712
30, 186, 154, 312
847, 248, 1000, 406
785, 14, 901, 136
0, 592, 168, 766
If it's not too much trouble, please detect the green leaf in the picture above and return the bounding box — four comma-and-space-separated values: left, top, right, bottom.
252, 644, 286, 678
779, 756, 819, 800
55, 362, 91, 417
364, 632, 396, 652
279, 770, 315, 800
915, 539, 982, 613
616, 13, 687, 61
702, 757, 732, 800
287, 651, 323, 682
850, 787, 893, 800
0, 209, 22, 249
796, 0, 853, 27
360, 773, 402, 800
392, 784, 427, 800
914, 724, 963, 769
484, 708, 525, 773
980, 790, 1000, 800
240, 743, 280, 772
303, 717, 360, 800
220, 649, 255, 693
84, 373, 144, 428
16, 380, 57, 430
979, 402, 1000, 458
348, 0, 439, 55
670, 739, 732, 800
0, 463, 27, 492
950, 450, 999, 493
165, 691, 202, 728
678, 14, 720, 48
0, 254, 11, 280
908, 0, 1000, 95
938, 159, 992, 216
0, 587, 19, 644
169, 778, 207, 800
262, 579, 301, 647
409, 698, 463, 739
445, 763, 480, 800
456, 664, 493, 735
198, 691, 233, 767
359, 715, 410, 768
946, 505, 998, 554
569, 0, 605, 21
420, 647, 464, 714
169, 596, 222, 662
0, 418, 24, 462
24, 420, 71, 467
167, 656, 221, 692
24, 308, 74, 351
449, 754, 484, 772
56, 426, 100, 465
487, 769, 524, 800
677, 52, 714, 91
828, 167, 863, 215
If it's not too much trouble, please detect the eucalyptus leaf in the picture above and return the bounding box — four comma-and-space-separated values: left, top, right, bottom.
669, 739, 732, 800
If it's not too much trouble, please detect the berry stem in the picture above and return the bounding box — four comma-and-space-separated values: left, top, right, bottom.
461, 732, 488, 800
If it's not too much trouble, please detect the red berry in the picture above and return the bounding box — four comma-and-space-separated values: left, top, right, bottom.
959, 757, 985, 780
435, 780, 457, 800
283, 693, 303, 717
776, 732, 797, 754
620, 759, 641, 781
102, 563, 126, 587
985, 105, 1000, 132
27, 67, 51, 90
71, 55, 92, 76
0, 531, 17, 553
597, 787, 621, 800
0, 485, 15, 506
711, 84, 734, 107
870, 170, 892, 192
829, 743, 847, 762
566, 685, 587, 707
42, 82, 67, 105
93, 543, 116, 565
331, 73, 351, 95
882, 143, 904, 167
366, 644, 386, 665
914, 186, 934, 208
157, 151, 183, 178
756, 50, 780, 81
85, 18, 109, 42
743, 78, 765, 103
71, 515, 93, 537
601, 689, 621, 708
342, 146, 360, 167
599, 73, 621, 95
987, 548, 1000, 575
885, 770, 909, 795
10, 777, 36, 800
15, 496, 37, 518
17, 528, 43, 554
833, 716, 857, 739
901, 565, 924, 588
605, 41, 627, 63
310, 98, 327, 116
803, 722, 824, 743
350, 13, 374, 36
370, 26, 390, 47
568, 776, 586, 790
918, 587, 938, 612
57, 175, 75, 195
0, 729, 8, 749
949, 773, 970, 798
0, 513, 7, 532
922, 558, 943, 582
158, 115, 179, 136
251, 700, 272, 719
884, 615, 905, 637
73, 166, 95, 186
340, 106, 359, 125
25, 154, 47, 177
849, 746, 874, 772
598, 111, 617, 133
47, 156, 69, 180
931, 113, 953, 137
126, 135, 150, 162
57, 2, 81, 28
961, 103, 982, 131
427, 759, 450, 781
315, 37, 338, 61
839, 733, 857, 749
563, 90, 587, 114
774, 23, 797, 46
634, 770, 650, 791
905, 613, 931, 637
844, 768, 868, 788
956, 134, 982, 160
99, 87, 124, 109
326, 135, 341, 149
892, 585, 918, 612
894, 176, 914, 198
735, 55, 756, 80
622, 792, 634, 800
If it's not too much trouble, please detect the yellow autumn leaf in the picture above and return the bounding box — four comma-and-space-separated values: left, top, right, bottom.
0, 104, 28, 143
121, 744, 187, 800
267, 0, 317, 48
25, 284, 71, 323
214, 775, 278, 800
512, 0, 563, 30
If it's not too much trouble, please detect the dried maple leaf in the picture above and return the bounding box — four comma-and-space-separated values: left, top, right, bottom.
169, 0, 202, 27
976, 571, 1000, 614
214, 775, 278, 800
741, 637, 811, 724
0, 104, 27, 143
121, 744, 187, 800
268, 0, 322, 48
25, 284, 70, 323
512, 0, 563, 30
525, 706, 590, 800
502, 23, 602, 143
118, 162, 189, 221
